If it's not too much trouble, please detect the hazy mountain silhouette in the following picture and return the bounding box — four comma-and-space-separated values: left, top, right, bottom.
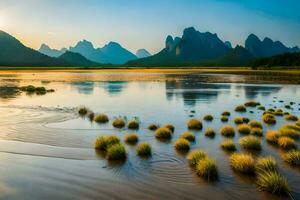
251, 52, 300, 67
59, 51, 100, 67
136, 49, 151, 58
39, 44, 66, 57
245, 34, 299, 58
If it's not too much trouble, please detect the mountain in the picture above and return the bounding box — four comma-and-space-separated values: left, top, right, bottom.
136, 49, 151, 58
39, 44, 66, 57
245, 34, 299, 58
58, 51, 100, 67
251, 52, 300, 67
224, 41, 232, 48
69, 40, 136, 65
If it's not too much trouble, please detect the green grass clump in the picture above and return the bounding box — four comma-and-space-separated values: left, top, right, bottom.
187, 119, 202, 130
196, 158, 218, 181
88, 112, 95, 121
205, 128, 216, 137
244, 101, 260, 107
296, 120, 300, 127
274, 109, 284, 116
155, 127, 172, 140
239, 135, 261, 150
112, 118, 126, 128
234, 117, 244, 124
128, 120, 139, 129
94, 114, 109, 123
203, 115, 213, 121
251, 128, 263, 137
186, 149, 207, 167
94, 135, 120, 151
136, 142, 152, 157
249, 120, 263, 129
279, 125, 299, 139
221, 115, 229, 122
220, 139, 236, 151
78, 107, 88, 115
257, 106, 266, 111
164, 124, 175, 133
256, 171, 289, 195
282, 150, 300, 166
106, 144, 127, 160
277, 137, 296, 150
243, 117, 250, 123
230, 153, 255, 174
124, 133, 138, 144
220, 125, 235, 137
266, 130, 279, 144
180, 132, 195, 142
263, 113, 276, 124
237, 124, 251, 134
284, 114, 298, 121
174, 138, 190, 151
235, 105, 247, 112
255, 157, 278, 173
281, 124, 300, 132
222, 111, 231, 116
148, 124, 158, 131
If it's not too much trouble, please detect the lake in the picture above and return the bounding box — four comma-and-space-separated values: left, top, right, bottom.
0, 71, 299, 200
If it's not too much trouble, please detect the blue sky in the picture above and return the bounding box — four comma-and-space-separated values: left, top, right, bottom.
0, 0, 299, 54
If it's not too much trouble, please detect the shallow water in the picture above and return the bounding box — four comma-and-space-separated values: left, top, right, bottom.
0, 71, 299, 200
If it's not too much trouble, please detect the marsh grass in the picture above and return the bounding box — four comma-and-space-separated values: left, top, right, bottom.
251, 128, 263, 137
164, 124, 175, 133
249, 120, 263, 129
94, 114, 109, 123
220, 125, 235, 137
94, 135, 120, 151
220, 139, 236, 152
88, 112, 94, 121
244, 101, 260, 107
255, 157, 278, 173
234, 117, 244, 124
221, 115, 229, 122
235, 105, 247, 112
196, 158, 218, 181
203, 115, 213, 121
78, 107, 88, 115
155, 127, 172, 140
187, 119, 203, 130
180, 132, 195, 142
285, 114, 298, 121
237, 124, 251, 134
256, 171, 289, 195
174, 138, 190, 151
266, 131, 279, 144
128, 120, 139, 129
112, 118, 126, 128
186, 149, 207, 167
263, 113, 276, 124
106, 144, 127, 160
257, 106, 266, 111
279, 126, 299, 139
239, 135, 261, 150
148, 124, 159, 131
277, 137, 296, 150
205, 128, 216, 137
282, 150, 300, 166
222, 111, 231, 116
136, 142, 152, 157
230, 153, 255, 174
124, 133, 138, 145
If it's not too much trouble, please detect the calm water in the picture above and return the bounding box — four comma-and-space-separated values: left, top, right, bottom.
0, 72, 299, 200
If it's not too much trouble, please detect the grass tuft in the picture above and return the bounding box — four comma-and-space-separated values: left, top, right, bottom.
220, 125, 235, 137
112, 118, 126, 128
235, 105, 247, 112
94, 114, 109, 123
94, 135, 120, 151
230, 153, 255, 174
164, 124, 175, 133
222, 111, 231, 116
251, 128, 263, 137
106, 144, 127, 160
220, 139, 236, 152
203, 115, 213, 121
244, 101, 260, 107
148, 124, 159, 131
174, 138, 190, 151
186, 149, 207, 167
205, 128, 216, 137
124, 133, 138, 145
239, 135, 261, 150
282, 150, 300, 166
257, 106, 266, 111
155, 127, 172, 140
255, 157, 278, 173
285, 114, 298, 121
128, 120, 139, 129
196, 158, 218, 181
78, 107, 88, 115
279, 125, 299, 139
180, 132, 195, 142
263, 113, 276, 124
234, 117, 244, 124
249, 120, 263, 129
256, 171, 289, 195
266, 130, 280, 144
237, 124, 251, 134
277, 137, 296, 150
187, 119, 203, 130
221, 115, 229, 122
136, 142, 152, 157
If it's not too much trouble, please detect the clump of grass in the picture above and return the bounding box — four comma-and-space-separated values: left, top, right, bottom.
180, 132, 195, 142
222, 111, 231, 116
230, 153, 255, 174
112, 118, 126, 128
78, 107, 88, 115
174, 138, 190, 151
136, 142, 152, 157
128, 120, 139, 129
148, 124, 158, 131
257, 106, 266, 111
256, 171, 289, 195
282, 124, 300, 132
186, 149, 207, 167
124, 133, 138, 145
263, 113, 276, 124
221, 115, 229, 122
282, 150, 300, 166
277, 137, 296, 150
196, 158, 218, 181
106, 144, 127, 160
279, 125, 299, 139
243, 117, 250, 123
234, 117, 244, 124
94, 114, 109, 123
203, 115, 213, 121
285, 105, 291, 109
187, 119, 203, 130
251, 128, 263, 137
235, 105, 247, 112
220, 125, 235, 137
255, 157, 278, 173
155, 127, 172, 140
237, 124, 251, 134
296, 120, 300, 127
274, 109, 283, 116
266, 130, 280, 144
205, 128, 215, 137
220, 139, 236, 151
164, 124, 175, 133
244, 101, 260, 107
88, 112, 95, 121
94, 135, 120, 151
249, 120, 263, 129
285, 114, 298, 121
239, 135, 261, 150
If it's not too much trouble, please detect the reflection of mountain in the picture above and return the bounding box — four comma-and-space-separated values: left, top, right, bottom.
69, 82, 95, 95
100, 81, 128, 96
235, 85, 282, 99
166, 80, 230, 107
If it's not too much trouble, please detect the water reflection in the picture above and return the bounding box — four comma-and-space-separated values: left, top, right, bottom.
235, 85, 282, 99
69, 82, 95, 95
100, 81, 128, 96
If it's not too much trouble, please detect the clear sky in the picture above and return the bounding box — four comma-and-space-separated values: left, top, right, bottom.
0, 0, 299, 54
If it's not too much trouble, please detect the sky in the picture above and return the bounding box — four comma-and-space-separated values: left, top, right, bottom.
0, 0, 299, 54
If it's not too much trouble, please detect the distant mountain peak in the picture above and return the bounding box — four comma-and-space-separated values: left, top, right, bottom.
75, 39, 94, 49
106, 41, 121, 48
38, 43, 66, 57
136, 49, 151, 58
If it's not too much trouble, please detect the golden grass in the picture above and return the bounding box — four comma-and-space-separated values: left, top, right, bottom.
186, 149, 207, 167
136, 142, 152, 157
94, 135, 120, 151
94, 114, 109, 123
124, 133, 138, 144
174, 138, 190, 151
220, 125, 235, 137
230, 153, 255, 174
234, 117, 244, 124
203, 115, 214, 121
277, 137, 296, 150
279, 125, 300, 139
128, 120, 139, 129
106, 143, 127, 160
244, 101, 260, 107
221, 115, 229, 122
255, 156, 278, 173
237, 124, 251, 134
250, 127, 263, 137
205, 128, 216, 137
285, 114, 298, 121
235, 105, 247, 112
239, 135, 261, 150
164, 124, 175, 133
266, 130, 280, 144
78, 106, 88, 115
256, 171, 289, 195
249, 120, 263, 129
220, 139, 236, 152
262, 113, 276, 124
155, 127, 172, 140
196, 158, 218, 181
180, 132, 195, 142
282, 150, 300, 166
112, 118, 126, 128
222, 111, 231, 116
187, 119, 203, 130
148, 124, 159, 131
